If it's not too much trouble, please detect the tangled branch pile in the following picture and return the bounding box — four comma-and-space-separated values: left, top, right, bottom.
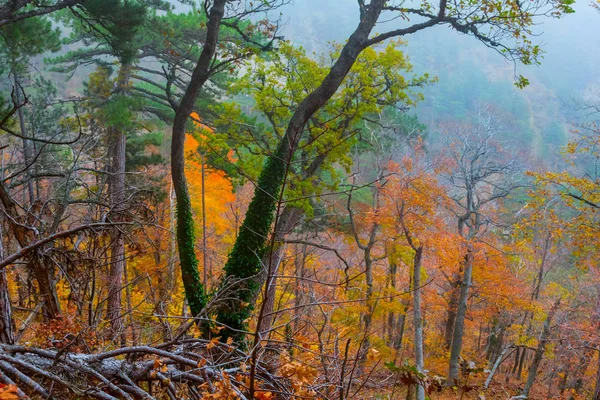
0, 339, 295, 399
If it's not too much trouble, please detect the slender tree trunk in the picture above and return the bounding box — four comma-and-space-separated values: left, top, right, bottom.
171, 0, 227, 317
0, 268, 14, 344
257, 243, 285, 336
448, 246, 474, 383
387, 261, 397, 346
293, 244, 307, 333
106, 63, 131, 345
257, 207, 303, 335
521, 299, 560, 398
484, 345, 513, 389
31, 257, 60, 321
413, 246, 425, 400
359, 246, 375, 366
200, 153, 208, 289
0, 210, 13, 344
167, 181, 176, 297
13, 72, 34, 205
444, 280, 460, 349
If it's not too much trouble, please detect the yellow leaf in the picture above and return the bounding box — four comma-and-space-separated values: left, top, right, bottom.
206, 337, 221, 350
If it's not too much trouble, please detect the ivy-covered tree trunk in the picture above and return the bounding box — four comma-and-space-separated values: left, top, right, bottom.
216, 2, 386, 342
170, 0, 227, 317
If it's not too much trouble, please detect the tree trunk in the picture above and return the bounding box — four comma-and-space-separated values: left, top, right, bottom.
200, 153, 208, 289
413, 246, 425, 400
31, 257, 60, 321
0, 268, 14, 344
484, 345, 513, 389
13, 72, 34, 205
448, 246, 474, 383
170, 0, 227, 318
256, 207, 302, 335
106, 63, 131, 345
444, 280, 460, 349
521, 299, 560, 398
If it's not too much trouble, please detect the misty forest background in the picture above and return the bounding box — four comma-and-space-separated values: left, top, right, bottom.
0, 0, 599, 399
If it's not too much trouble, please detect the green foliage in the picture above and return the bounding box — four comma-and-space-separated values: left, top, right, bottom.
75, 0, 148, 64
126, 131, 164, 170
216, 40, 431, 341
214, 41, 431, 212
0, 16, 61, 73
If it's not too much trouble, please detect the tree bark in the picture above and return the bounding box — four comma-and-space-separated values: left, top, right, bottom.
106, 63, 131, 345
30, 256, 60, 321
412, 246, 425, 400
170, 0, 227, 317
444, 280, 460, 349
0, 268, 14, 344
484, 345, 513, 389
256, 207, 302, 335
13, 72, 34, 205
448, 246, 474, 383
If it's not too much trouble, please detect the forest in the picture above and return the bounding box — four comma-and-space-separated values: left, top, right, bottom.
0, 0, 599, 399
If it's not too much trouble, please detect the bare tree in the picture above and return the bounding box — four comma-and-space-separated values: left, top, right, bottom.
443, 106, 522, 384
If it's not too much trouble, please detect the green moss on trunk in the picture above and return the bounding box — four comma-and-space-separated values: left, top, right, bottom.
216, 142, 287, 341
176, 191, 206, 317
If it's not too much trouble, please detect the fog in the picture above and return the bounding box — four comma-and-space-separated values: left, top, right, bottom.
275, 1, 600, 159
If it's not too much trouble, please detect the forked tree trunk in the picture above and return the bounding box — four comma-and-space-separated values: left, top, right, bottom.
216, 2, 388, 341
31, 257, 61, 321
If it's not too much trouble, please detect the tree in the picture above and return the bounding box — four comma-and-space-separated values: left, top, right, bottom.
221, 41, 430, 337
218, 0, 575, 343
442, 107, 521, 383
54, 0, 150, 343
169, 0, 283, 318
381, 155, 444, 399
530, 98, 600, 399
0, 0, 84, 27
